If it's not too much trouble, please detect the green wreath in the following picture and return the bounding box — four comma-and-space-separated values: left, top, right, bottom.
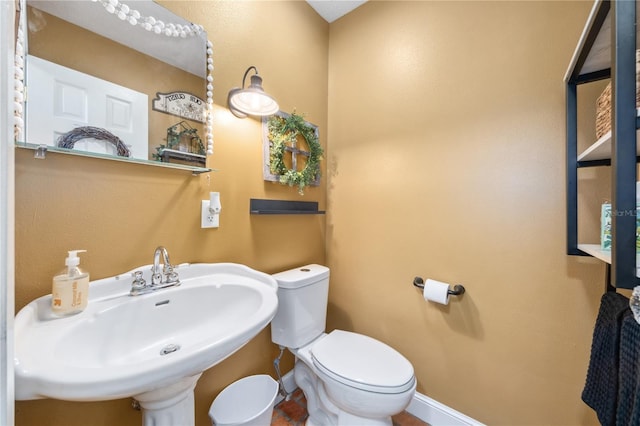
268, 112, 323, 195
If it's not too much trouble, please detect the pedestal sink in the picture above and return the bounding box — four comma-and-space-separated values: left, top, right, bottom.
14, 262, 279, 425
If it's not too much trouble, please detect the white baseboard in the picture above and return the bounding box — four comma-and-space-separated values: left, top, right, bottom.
406, 392, 485, 426
276, 370, 484, 426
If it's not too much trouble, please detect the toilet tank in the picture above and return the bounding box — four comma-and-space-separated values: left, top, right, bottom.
271, 264, 330, 349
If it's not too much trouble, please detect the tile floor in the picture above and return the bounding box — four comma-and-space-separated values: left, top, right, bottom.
271, 388, 430, 426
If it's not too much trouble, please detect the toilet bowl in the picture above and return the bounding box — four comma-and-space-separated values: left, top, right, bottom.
271, 265, 416, 425
297, 330, 416, 423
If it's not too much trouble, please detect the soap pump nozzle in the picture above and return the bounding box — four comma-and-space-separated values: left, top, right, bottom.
65, 250, 86, 272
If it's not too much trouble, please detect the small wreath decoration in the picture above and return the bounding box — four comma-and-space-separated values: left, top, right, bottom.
57, 126, 131, 157
268, 112, 323, 195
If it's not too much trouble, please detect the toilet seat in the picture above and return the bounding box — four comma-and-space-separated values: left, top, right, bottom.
310, 330, 415, 394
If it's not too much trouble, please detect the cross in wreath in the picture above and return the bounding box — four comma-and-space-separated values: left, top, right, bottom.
283, 143, 310, 173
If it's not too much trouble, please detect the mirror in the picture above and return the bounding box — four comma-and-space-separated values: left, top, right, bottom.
18, 0, 211, 172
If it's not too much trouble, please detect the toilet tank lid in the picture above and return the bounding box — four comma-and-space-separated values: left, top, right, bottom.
272, 264, 329, 289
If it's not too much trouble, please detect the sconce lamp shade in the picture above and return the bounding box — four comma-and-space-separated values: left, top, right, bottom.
227, 66, 279, 118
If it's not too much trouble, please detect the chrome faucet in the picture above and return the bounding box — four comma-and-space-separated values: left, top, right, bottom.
130, 246, 181, 296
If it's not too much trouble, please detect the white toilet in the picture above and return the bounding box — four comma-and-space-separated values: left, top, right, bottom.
271, 264, 416, 425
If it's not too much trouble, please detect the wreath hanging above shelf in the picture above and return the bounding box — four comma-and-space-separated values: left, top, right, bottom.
265, 111, 323, 195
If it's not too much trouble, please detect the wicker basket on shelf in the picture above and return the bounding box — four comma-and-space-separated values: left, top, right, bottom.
595, 50, 640, 140
595, 82, 612, 139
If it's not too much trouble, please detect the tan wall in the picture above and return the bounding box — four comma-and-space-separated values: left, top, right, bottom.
14, 1, 328, 425
15, 1, 615, 425
326, 1, 604, 425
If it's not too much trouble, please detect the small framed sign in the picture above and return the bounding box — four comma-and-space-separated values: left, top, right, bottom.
152, 91, 206, 123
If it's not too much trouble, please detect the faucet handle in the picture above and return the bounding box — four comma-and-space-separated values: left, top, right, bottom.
163, 263, 173, 275
164, 265, 180, 284
151, 271, 163, 286
166, 272, 180, 284
131, 270, 147, 291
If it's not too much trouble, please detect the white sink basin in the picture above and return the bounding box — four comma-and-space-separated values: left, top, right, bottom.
15, 263, 278, 404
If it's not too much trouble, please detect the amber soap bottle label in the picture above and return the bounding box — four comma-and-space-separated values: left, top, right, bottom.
51, 275, 89, 316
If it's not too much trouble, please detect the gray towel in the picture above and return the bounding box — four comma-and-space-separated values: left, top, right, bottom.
582, 292, 630, 426
616, 311, 640, 426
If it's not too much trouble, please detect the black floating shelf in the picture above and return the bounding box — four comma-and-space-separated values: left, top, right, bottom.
250, 198, 325, 215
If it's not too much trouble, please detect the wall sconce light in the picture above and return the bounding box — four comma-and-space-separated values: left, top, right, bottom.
227, 66, 279, 118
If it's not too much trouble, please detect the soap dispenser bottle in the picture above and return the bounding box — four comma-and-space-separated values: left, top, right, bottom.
51, 250, 90, 316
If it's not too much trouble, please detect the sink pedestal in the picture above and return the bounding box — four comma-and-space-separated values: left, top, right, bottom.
134, 374, 202, 426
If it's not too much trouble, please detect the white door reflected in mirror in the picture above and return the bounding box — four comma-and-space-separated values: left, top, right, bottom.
26, 55, 148, 159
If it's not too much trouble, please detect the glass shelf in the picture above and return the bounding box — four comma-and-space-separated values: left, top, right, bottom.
16, 142, 212, 175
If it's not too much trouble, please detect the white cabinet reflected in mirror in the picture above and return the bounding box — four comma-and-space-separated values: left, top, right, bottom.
18, 0, 211, 173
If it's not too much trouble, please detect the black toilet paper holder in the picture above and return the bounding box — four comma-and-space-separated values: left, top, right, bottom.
412, 276, 465, 296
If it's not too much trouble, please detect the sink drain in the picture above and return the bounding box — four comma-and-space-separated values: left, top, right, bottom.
160, 343, 181, 356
